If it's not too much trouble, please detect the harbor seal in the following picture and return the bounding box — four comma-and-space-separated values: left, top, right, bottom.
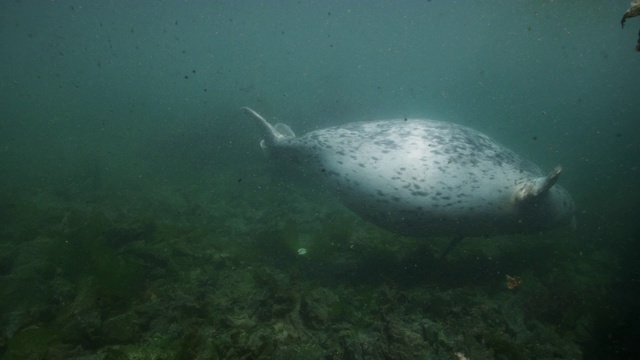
243, 107, 575, 238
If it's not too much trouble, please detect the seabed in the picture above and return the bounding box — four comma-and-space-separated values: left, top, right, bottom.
0, 169, 633, 360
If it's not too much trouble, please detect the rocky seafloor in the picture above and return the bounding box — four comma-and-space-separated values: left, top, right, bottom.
0, 171, 637, 360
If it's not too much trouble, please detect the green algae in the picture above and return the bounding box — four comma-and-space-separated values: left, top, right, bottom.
4, 325, 58, 360
51, 214, 147, 300
253, 219, 301, 264
0, 186, 612, 359
478, 331, 530, 360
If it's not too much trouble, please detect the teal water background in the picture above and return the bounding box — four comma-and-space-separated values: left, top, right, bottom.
1, 1, 639, 359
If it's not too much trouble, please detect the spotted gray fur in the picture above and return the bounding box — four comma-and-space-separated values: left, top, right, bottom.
243, 107, 575, 238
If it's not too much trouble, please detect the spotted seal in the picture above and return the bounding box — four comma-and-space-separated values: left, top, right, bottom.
243, 107, 575, 238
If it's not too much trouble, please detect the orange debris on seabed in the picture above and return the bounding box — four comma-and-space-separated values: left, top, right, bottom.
505, 275, 522, 289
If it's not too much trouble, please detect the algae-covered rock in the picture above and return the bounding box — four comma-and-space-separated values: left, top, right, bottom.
4, 325, 58, 360
252, 220, 301, 265
0, 334, 6, 359
102, 348, 131, 360
477, 331, 530, 360
0, 237, 59, 318
382, 317, 431, 359
175, 330, 216, 360
0, 243, 15, 276
101, 312, 140, 344
271, 343, 324, 359
300, 287, 339, 329
59, 310, 101, 348
103, 217, 157, 248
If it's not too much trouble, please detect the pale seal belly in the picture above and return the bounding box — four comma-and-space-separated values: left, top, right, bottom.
242, 107, 575, 238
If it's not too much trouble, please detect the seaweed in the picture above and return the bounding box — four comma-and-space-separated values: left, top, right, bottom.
477, 331, 530, 360
0, 173, 615, 359
3, 325, 58, 360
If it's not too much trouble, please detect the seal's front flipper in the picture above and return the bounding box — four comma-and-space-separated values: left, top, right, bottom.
514, 166, 562, 204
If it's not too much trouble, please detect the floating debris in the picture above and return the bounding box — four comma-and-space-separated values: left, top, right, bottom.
506, 274, 523, 290
621, 0, 640, 28
621, 0, 640, 51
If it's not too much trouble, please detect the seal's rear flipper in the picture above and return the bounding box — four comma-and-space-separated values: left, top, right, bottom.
242, 107, 295, 150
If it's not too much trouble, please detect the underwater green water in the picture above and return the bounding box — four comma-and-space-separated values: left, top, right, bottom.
1, 1, 639, 359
